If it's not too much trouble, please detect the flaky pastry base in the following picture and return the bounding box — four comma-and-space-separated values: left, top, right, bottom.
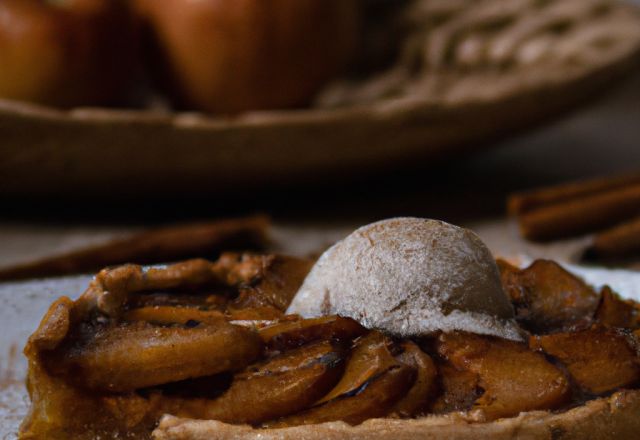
154, 389, 640, 440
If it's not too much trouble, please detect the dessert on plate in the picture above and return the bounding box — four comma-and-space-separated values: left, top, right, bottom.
19, 218, 640, 439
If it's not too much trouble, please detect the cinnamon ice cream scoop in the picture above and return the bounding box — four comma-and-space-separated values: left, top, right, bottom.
287, 218, 522, 341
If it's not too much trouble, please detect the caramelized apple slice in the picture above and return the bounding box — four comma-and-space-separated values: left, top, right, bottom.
387, 340, 437, 417
531, 326, 640, 395
497, 259, 600, 334
173, 340, 344, 424
227, 254, 315, 312
121, 306, 229, 326
52, 321, 262, 393
267, 363, 416, 427
436, 332, 572, 421
315, 331, 399, 405
593, 286, 640, 329
227, 306, 285, 321
258, 314, 368, 352
19, 369, 162, 440
265, 331, 416, 427
122, 300, 287, 324
113, 254, 312, 317
429, 362, 483, 414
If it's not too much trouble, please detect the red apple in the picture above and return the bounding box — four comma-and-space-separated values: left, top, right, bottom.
0, 0, 138, 108
135, 0, 359, 114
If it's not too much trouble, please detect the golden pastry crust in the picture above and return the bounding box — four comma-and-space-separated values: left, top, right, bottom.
155, 389, 640, 440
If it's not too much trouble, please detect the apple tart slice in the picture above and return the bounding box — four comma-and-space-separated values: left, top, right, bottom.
19, 252, 640, 440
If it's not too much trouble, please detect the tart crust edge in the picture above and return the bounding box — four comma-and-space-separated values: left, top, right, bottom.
154, 389, 640, 440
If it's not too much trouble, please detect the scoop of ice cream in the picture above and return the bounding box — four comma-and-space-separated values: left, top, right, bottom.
286, 218, 522, 341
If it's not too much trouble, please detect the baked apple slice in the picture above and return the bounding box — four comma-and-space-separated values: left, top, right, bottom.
386, 340, 438, 417
531, 326, 640, 395
258, 314, 369, 352
47, 318, 262, 393
172, 340, 345, 424
429, 362, 484, 414
121, 306, 229, 326
497, 259, 601, 334
227, 254, 315, 313
593, 286, 640, 329
266, 331, 417, 427
435, 331, 572, 421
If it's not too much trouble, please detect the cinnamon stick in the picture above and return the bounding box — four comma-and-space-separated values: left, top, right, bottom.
0, 215, 270, 281
516, 183, 640, 241
508, 173, 640, 217
584, 216, 640, 261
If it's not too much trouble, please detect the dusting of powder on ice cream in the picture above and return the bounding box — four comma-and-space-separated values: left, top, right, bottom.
287, 218, 523, 341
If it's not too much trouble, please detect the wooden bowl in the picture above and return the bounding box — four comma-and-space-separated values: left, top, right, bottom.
1, 0, 640, 198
